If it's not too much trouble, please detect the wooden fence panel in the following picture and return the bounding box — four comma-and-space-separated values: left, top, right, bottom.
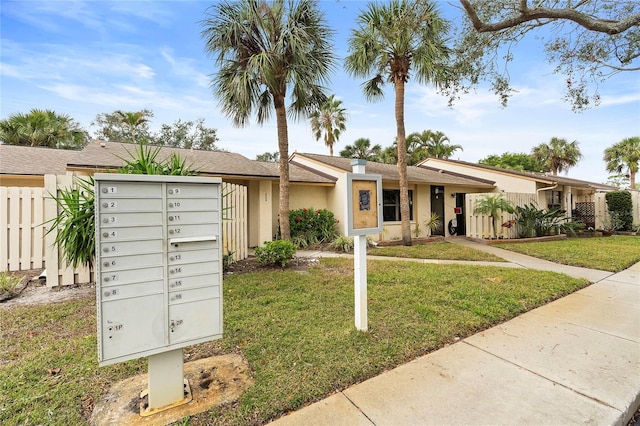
222, 182, 248, 261
0, 186, 47, 271
466, 193, 537, 239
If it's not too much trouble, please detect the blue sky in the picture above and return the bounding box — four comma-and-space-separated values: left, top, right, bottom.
1, 0, 639, 184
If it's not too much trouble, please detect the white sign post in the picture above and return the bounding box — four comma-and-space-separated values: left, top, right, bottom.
346, 160, 382, 331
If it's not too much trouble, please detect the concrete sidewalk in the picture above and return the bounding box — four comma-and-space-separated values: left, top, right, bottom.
274, 242, 640, 425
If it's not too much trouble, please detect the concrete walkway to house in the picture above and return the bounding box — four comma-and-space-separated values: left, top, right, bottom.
274, 239, 640, 425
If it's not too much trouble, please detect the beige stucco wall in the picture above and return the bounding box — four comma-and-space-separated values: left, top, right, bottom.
422, 159, 540, 193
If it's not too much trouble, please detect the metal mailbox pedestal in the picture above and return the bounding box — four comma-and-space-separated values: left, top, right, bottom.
94, 174, 223, 415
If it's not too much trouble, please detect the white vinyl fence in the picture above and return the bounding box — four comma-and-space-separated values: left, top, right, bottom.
466, 193, 537, 239
2, 175, 248, 287
594, 190, 640, 230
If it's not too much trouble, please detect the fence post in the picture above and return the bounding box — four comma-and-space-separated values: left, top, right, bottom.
44, 175, 60, 287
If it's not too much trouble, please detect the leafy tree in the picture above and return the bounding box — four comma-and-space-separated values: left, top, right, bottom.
473, 194, 515, 239
310, 95, 347, 156
0, 109, 87, 149
256, 151, 280, 162
406, 130, 462, 162
378, 145, 398, 164
340, 138, 382, 162
531, 137, 583, 175
604, 136, 640, 189
91, 109, 153, 143
451, 0, 640, 111
479, 152, 545, 172
345, 0, 451, 245
153, 118, 220, 151
202, 0, 335, 241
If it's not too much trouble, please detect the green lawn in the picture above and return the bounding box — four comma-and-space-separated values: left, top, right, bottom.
494, 236, 640, 272
371, 241, 506, 262
1, 259, 587, 425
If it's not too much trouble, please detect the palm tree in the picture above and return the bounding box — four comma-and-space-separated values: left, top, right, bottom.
0, 109, 87, 149
202, 0, 335, 241
310, 95, 347, 156
423, 130, 462, 159
604, 136, 640, 189
340, 137, 383, 161
531, 137, 583, 175
473, 194, 515, 239
345, 0, 451, 245
113, 110, 152, 142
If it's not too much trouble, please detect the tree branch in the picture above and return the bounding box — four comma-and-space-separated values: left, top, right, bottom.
459, 0, 640, 35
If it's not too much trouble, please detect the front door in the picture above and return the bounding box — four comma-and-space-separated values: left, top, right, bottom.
430, 186, 445, 236
454, 193, 466, 236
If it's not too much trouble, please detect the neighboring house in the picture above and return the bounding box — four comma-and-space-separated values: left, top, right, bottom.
419, 157, 618, 229
0, 144, 80, 187
290, 153, 496, 240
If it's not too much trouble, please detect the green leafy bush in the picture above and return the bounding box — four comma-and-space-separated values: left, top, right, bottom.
514, 203, 583, 237
0, 271, 23, 300
605, 190, 633, 231
254, 240, 297, 267
289, 208, 339, 247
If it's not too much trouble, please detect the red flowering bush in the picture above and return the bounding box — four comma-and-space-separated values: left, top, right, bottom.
288, 207, 339, 247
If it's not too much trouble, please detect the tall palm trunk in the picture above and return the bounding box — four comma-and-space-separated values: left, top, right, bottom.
275, 95, 291, 241
630, 169, 637, 189
395, 79, 411, 245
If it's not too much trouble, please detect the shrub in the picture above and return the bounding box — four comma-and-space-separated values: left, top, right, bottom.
0, 271, 23, 300
330, 236, 354, 252
289, 208, 339, 247
514, 203, 583, 237
605, 191, 633, 231
254, 240, 297, 267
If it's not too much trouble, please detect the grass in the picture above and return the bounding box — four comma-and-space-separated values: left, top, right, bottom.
371, 241, 506, 262
1, 259, 588, 426
494, 236, 640, 272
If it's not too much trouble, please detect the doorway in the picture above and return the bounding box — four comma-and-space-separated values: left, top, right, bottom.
430, 186, 445, 236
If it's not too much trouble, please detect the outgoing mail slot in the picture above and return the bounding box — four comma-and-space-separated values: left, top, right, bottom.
169, 274, 220, 291
100, 212, 164, 228
100, 280, 164, 301
99, 197, 163, 212
168, 286, 219, 305
101, 239, 162, 257
167, 197, 219, 212
169, 239, 217, 253
168, 298, 221, 345
168, 248, 219, 265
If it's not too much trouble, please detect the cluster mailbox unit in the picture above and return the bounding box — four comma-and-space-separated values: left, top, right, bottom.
94, 173, 223, 414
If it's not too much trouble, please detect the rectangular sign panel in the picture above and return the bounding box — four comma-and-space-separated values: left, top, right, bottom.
346, 173, 383, 236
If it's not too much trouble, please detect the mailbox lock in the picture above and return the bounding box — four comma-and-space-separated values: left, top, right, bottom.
169, 256, 175, 261
104, 276, 110, 282
103, 261, 110, 267
102, 202, 108, 208
102, 232, 109, 238
101, 188, 108, 193
168, 189, 174, 194
103, 247, 110, 253
168, 216, 174, 221
169, 229, 174, 235
169, 202, 174, 207
104, 291, 111, 297
103, 218, 109, 223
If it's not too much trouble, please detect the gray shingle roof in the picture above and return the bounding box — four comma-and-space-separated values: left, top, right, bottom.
1, 141, 336, 184
0, 144, 80, 176
293, 153, 496, 188
421, 157, 617, 191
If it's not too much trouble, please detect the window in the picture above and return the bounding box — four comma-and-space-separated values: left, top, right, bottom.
383, 189, 413, 221
548, 190, 562, 210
